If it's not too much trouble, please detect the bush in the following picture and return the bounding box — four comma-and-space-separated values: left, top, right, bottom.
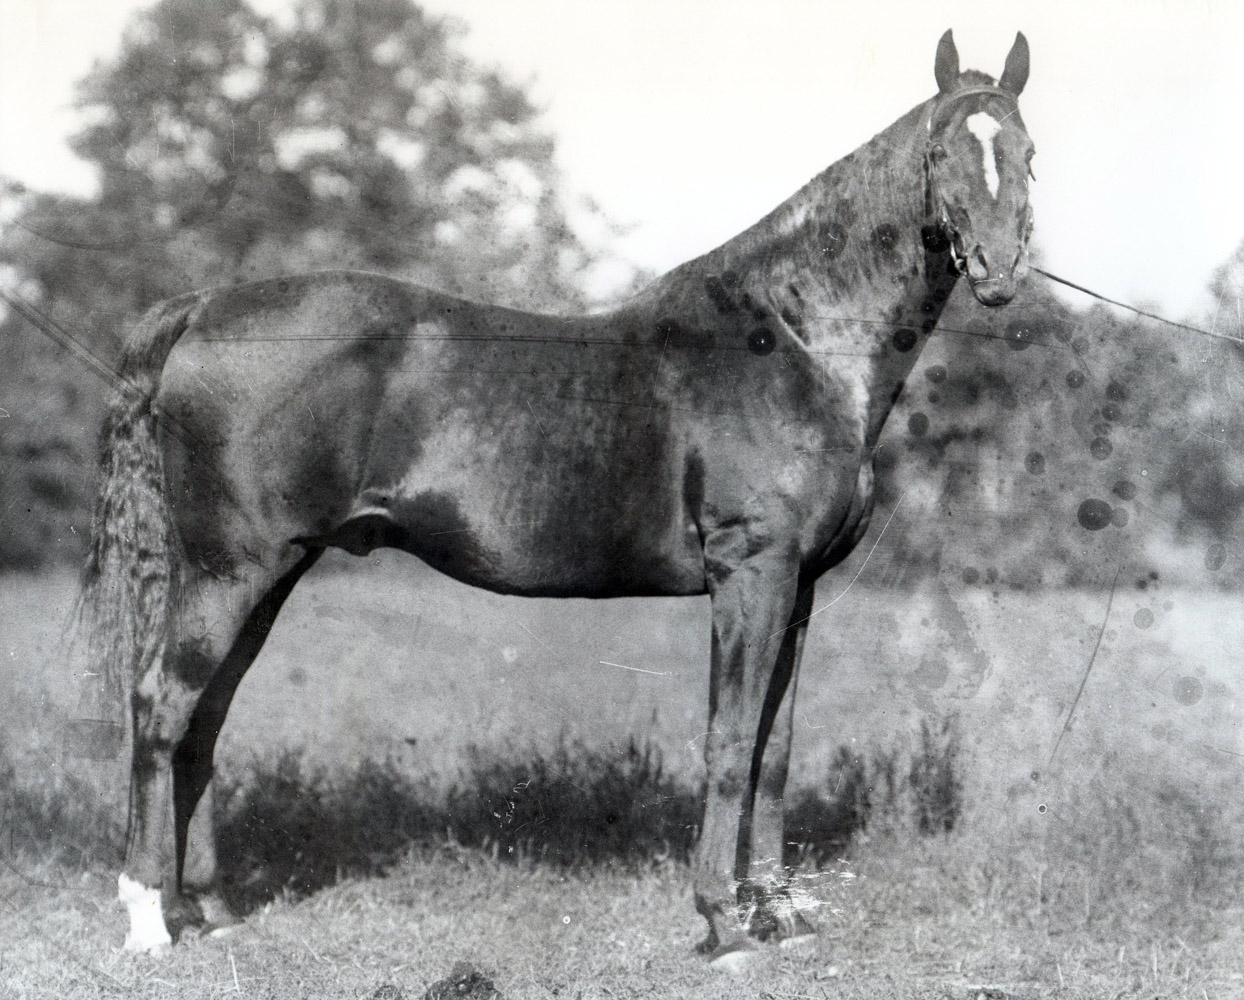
5, 724, 967, 913
786, 717, 964, 864
216, 752, 446, 911
215, 737, 702, 912
444, 737, 699, 868
909, 716, 963, 835
785, 746, 877, 862
213, 726, 968, 912
0, 758, 124, 869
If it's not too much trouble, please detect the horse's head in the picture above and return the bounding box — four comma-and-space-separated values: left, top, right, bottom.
926, 30, 1034, 306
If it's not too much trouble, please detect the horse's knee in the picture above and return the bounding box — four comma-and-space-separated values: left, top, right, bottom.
702, 738, 750, 799
130, 724, 181, 784
711, 764, 750, 801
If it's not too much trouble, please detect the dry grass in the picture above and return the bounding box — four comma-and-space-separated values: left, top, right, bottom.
3, 838, 1241, 999
3, 564, 1244, 997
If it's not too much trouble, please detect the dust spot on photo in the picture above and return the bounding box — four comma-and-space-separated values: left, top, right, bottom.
1173, 677, 1203, 706
1090, 437, 1113, 460
1076, 498, 1113, 531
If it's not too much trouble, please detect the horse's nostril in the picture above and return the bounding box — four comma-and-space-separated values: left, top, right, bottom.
964, 245, 991, 281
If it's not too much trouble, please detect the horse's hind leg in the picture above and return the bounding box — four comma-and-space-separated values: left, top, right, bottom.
121, 548, 319, 951
173, 548, 323, 932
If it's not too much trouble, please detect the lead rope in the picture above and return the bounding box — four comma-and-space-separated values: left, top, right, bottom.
1033, 267, 1242, 347
923, 87, 1236, 348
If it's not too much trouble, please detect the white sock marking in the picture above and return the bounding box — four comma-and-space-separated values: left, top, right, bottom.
118, 873, 172, 953
965, 112, 1002, 198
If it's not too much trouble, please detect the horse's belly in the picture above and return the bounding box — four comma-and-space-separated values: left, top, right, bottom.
342, 472, 706, 598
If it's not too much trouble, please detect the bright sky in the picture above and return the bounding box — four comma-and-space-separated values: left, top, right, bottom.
2, 0, 1242, 320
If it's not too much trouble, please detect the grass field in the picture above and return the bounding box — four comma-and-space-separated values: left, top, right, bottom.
3, 551, 1243, 998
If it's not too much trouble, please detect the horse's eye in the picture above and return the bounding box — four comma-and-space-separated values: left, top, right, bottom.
930, 143, 947, 160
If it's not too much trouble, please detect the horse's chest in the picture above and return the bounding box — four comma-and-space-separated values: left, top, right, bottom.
803, 455, 877, 573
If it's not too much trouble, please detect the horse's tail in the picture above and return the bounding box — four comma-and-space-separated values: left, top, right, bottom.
73, 294, 202, 746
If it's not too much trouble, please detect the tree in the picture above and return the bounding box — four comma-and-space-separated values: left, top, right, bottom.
59, 0, 621, 310
1207, 239, 1244, 337
1152, 239, 1244, 548
0, 0, 635, 569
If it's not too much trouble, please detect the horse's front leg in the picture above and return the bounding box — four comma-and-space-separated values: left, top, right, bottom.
742, 583, 818, 945
693, 534, 801, 966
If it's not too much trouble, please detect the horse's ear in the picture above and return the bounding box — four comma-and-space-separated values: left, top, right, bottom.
934, 30, 959, 93
999, 31, 1029, 95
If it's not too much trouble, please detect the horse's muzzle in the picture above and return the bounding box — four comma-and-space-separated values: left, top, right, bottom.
962, 242, 1029, 306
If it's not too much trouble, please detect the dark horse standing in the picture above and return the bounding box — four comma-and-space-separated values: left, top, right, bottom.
83, 31, 1035, 964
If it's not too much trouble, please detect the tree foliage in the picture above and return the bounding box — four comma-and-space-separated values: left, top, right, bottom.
874, 249, 1244, 590
0, 0, 632, 568
43, 0, 617, 312
1, 0, 1242, 578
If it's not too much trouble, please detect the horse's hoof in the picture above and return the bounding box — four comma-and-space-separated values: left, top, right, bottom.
197, 895, 240, 936
773, 907, 818, 945
777, 932, 818, 954
744, 901, 817, 945
708, 942, 758, 975
121, 932, 171, 956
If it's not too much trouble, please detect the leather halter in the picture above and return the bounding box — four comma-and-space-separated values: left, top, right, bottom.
933, 84, 1017, 107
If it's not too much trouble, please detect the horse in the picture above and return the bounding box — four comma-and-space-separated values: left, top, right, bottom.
81, 29, 1035, 965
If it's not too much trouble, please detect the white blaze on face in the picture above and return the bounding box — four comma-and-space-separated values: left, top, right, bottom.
965, 112, 1002, 198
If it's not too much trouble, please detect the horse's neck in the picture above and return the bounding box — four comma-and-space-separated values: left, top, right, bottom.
650, 100, 957, 446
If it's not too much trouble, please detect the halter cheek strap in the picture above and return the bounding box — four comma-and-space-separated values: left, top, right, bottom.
923, 151, 966, 271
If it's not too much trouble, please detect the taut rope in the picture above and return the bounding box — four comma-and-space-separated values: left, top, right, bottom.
1034, 267, 1242, 347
